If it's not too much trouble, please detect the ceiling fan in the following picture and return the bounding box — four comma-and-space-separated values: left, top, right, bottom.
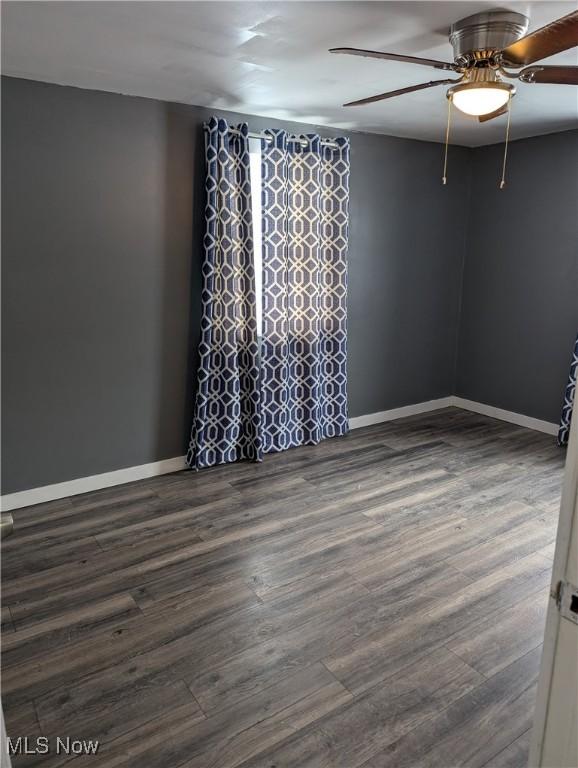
330, 9, 578, 122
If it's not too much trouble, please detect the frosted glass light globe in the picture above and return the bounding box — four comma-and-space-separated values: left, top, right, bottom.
449, 83, 513, 116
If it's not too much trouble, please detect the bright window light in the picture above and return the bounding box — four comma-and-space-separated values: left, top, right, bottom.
249, 138, 262, 337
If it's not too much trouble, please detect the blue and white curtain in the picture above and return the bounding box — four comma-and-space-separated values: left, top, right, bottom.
187, 118, 262, 469
260, 130, 350, 453
558, 333, 578, 447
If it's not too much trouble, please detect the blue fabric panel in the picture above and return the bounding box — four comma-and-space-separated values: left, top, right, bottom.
260, 129, 350, 453
187, 117, 262, 468
558, 333, 578, 447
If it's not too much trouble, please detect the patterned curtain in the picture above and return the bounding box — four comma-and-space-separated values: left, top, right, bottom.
558, 333, 578, 447
260, 130, 350, 454
187, 117, 262, 469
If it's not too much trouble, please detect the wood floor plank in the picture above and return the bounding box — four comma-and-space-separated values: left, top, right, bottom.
359, 646, 542, 768
323, 553, 552, 696
131, 573, 260, 614
3, 527, 204, 604
22, 486, 379, 622
445, 518, 555, 580
10, 496, 153, 538
345, 501, 536, 592
3, 568, 366, 707
0, 409, 564, 768
92, 495, 241, 549
1, 605, 15, 634
235, 647, 483, 768
9, 497, 74, 528
2, 594, 141, 666
444, 589, 549, 678
47, 701, 204, 768
480, 729, 532, 768
3, 700, 41, 742
534, 540, 557, 560
39, 677, 204, 750
5, 528, 205, 629
63, 664, 351, 768
187, 563, 471, 715
1, 535, 103, 579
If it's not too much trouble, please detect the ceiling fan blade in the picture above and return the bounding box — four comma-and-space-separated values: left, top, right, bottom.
343, 79, 460, 107
518, 65, 578, 85
329, 47, 457, 72
499, 10, 578, 67
478, 105, 509, 123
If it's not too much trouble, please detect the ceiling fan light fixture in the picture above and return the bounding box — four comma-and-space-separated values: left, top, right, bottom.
447, 81, 515, 116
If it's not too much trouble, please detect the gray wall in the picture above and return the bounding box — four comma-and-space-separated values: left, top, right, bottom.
456, 130, 578, 423
1, 76, 470, 493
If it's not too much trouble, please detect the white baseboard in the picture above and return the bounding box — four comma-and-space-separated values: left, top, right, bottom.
348, 397, 454, 430
451, 397, 558, 436
0, 397, 559, 512
0, 456, 187, 512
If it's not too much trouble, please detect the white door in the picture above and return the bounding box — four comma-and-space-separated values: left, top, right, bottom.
1, 707, 12, 768
530, 408, 578, 767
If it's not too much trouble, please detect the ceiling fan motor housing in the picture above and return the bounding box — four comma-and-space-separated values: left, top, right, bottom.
449, 11, 529, 65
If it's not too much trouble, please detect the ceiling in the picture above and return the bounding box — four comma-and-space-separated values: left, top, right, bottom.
2, 1, 577, 146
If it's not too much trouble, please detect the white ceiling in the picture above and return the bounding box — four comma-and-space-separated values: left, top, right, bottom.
2, 1, 577, 146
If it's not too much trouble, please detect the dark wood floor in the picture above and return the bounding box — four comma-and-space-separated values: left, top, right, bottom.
1, 408, 565, 768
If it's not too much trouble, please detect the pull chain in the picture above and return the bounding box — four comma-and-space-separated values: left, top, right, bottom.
442, 96, 453, 185
500, 94, 513, 190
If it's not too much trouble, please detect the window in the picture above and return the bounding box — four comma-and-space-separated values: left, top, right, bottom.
249, 139, 263, 337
